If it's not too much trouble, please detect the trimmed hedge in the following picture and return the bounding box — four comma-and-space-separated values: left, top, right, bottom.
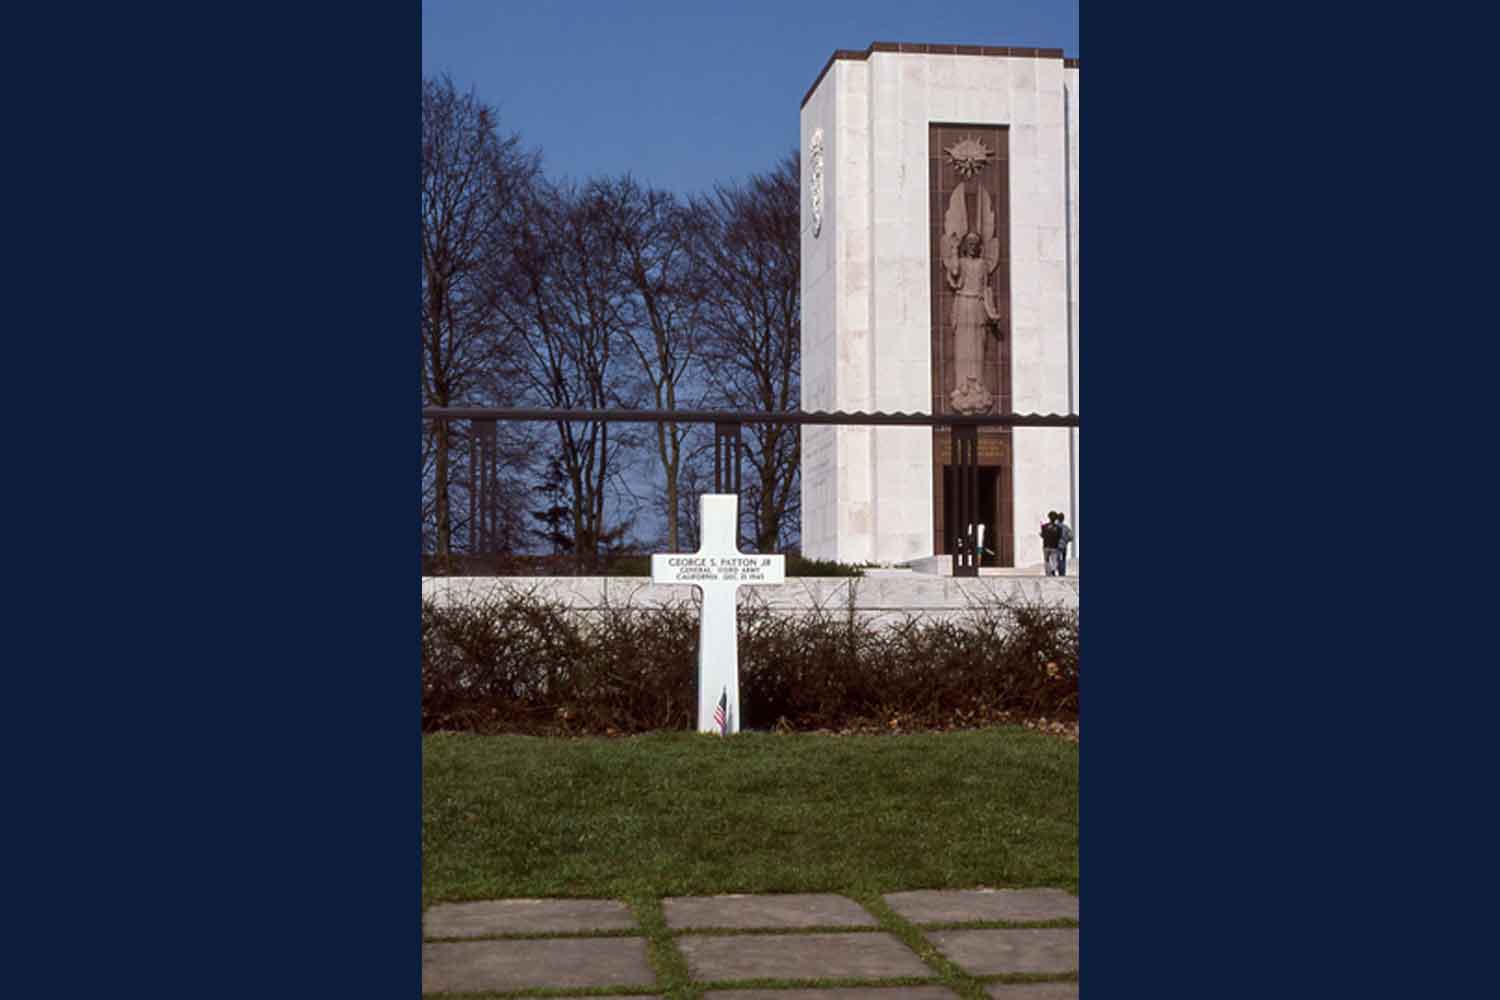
421, 588, 1077, 735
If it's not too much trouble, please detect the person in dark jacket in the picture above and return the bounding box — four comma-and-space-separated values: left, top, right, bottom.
1041, 511, 1062, 575
1055, 512, 1073, 575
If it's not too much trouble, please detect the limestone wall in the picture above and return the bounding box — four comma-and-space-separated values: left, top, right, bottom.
800, 49, 1079, 567
422, 575, 1077, 629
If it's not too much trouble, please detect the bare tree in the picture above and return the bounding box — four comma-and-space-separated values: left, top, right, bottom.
667, 437, 716, 552
498, 180, 641, 568
692, 153, 802, 551
593, 177, 704, 551
420, 76, 540, 558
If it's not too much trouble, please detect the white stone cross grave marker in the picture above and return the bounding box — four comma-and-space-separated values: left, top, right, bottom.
650, 494, 784, 735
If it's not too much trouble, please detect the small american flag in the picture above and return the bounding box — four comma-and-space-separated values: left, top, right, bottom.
713, 688, 728, 735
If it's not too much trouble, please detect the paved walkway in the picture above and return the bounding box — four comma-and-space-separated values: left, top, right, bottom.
423, 889, 1078, 997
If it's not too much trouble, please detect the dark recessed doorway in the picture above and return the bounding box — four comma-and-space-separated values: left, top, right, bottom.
940, 465, 1004, 567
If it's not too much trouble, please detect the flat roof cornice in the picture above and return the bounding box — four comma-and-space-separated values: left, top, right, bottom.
801, 42, 1078, 109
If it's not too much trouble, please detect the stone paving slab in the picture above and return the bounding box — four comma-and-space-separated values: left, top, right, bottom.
985, 985, 1079, 999
708, 990, 958, 1000
678, 932, 932, 981
421, 938, 655, 993
423, 898, 636, 937
883, 889, 1078, 924
927, 929, 1079, 976
665, 893, 877, 929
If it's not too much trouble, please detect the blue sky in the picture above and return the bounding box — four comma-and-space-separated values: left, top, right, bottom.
422, 0, 1079, 196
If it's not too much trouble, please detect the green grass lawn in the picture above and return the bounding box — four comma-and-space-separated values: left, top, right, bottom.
423, 727, 1078, 907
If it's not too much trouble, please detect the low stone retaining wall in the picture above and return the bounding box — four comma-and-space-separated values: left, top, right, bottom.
422, 573, 1077, 627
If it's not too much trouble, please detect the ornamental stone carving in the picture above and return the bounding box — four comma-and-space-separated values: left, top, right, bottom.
809, 128, 825, 238
940, 137, 1003, 414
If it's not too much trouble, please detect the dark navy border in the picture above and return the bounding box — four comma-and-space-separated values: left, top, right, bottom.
73, 3, 424, 994
1077, 3, 1455, 997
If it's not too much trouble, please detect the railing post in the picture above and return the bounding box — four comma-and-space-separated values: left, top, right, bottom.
714, 420, 743, 551
714, 421, 742, 494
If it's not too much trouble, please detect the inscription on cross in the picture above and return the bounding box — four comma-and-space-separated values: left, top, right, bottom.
651, 494, 785, 734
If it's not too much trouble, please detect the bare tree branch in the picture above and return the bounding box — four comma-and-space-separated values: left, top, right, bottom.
690, 152, 802, 551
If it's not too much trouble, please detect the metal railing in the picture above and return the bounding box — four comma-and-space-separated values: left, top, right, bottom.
423, 407, 1079, 577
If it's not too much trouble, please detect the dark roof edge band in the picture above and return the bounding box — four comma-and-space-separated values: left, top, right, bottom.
801, 43, 1079, 109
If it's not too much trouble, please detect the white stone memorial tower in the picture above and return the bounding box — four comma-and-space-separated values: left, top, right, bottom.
799, 43, 1079, 570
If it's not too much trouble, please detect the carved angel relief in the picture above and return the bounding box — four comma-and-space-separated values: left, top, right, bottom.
941, 137, 1004, 414
809, 129, 825, 238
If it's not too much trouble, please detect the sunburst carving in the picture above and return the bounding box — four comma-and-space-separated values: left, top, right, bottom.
944, 137, 994, 177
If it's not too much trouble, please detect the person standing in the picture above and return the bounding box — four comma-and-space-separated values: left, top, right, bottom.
1041, 511, 1062, 576
1055, 512, 1073, 576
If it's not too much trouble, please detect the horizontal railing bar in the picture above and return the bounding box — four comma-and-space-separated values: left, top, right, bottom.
422, 407, 1078, 427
